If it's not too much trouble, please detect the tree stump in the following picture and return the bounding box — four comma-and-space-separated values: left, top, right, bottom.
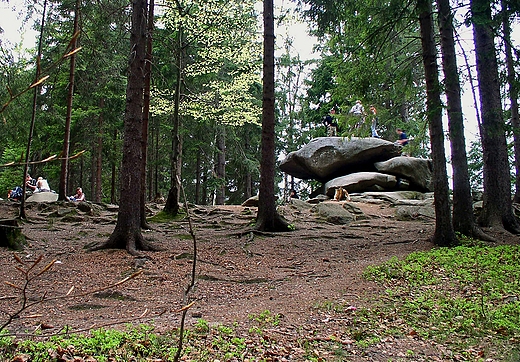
0, 219, 26, 250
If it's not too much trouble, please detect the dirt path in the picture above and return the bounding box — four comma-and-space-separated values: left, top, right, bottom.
0, 199, 473, 360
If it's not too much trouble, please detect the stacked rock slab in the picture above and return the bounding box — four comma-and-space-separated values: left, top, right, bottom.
280, 137, 433, 195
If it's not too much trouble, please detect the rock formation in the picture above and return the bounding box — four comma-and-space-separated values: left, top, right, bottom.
280, 137, 433, 196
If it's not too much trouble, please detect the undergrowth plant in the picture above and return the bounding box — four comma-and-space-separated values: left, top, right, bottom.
360, 242, 520, 360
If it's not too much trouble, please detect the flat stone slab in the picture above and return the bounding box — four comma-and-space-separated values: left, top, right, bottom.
26, 192, 58, 203
280, 137, 402, 181
324, 172, 398, 197
374, 156, 433, 191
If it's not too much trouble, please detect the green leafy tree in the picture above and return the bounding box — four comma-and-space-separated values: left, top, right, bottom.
276, 37, 316, 199
299, 0, 428, 148
155, 0, 261, 211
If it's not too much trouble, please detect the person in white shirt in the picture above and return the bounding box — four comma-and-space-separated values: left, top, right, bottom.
36, 177, 51, 192
69, 187, 86, 202
349, 100, 364, 116
349, 100, 365, 131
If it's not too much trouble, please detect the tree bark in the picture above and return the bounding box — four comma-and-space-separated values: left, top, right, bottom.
93, 0, 158, 255
418, 0, 458, 246
195, 148, 201, 204
110, 129, 118, 204
471, 0, 520, 233
140, 0, 154, 229
59, 0, 80, 201
215, 125, 226, 205
255, 0, 290, 232
92, 98, 104, 203
20, 0, 48, 219
437, 0, 493, 241
244, 128, 252, 199
164, 26, 183, 216
502, 0, 520, 203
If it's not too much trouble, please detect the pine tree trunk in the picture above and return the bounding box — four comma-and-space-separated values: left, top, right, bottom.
140, 0, 154, 228
94, 0, 158, 255
59, 0, 79, 201
244, 129, 252, 199
195, 149, 201, 204
471, 0, 520, 233
154, 122, 159, 199
164, 27, 183, 215
94, 98, 104, 203
502, 0, 520, 203
110, 129, 118, 204
21, 0, 48, 219
418, 0, 458, 246
437, 0, 490, 240
215, 125, 226, 205
256, 0, 290, 232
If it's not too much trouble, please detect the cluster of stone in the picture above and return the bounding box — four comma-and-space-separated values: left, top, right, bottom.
280, 137, 432, 197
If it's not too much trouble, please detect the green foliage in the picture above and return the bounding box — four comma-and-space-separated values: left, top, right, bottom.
360, 244, 520, 357
0, 146, 26, 197
1, 325, 175, 361
249, 310, 282, 327
299, 0, 430, 150
0, 0, 128, 201
467, 140, 484, 192
0, 320, 291, 361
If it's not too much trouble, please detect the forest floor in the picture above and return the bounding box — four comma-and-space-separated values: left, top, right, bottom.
0, 197, 517, 361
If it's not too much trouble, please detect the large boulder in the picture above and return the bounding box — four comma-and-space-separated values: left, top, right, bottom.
280, 137, 402, 181
311, 202, 355, 225
26, 192, 58, 203
324, 172, 398, 197
374, 156, 433, 191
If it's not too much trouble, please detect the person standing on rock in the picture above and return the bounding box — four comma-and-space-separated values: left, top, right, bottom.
369, 105, 380, 138
323, 108, 338, 136
349, 100, 365, 132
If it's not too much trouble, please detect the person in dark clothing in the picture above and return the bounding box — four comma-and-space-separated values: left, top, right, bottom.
396, 128, 409, 146
25, 174, 37, 192
323, 109, 338, 136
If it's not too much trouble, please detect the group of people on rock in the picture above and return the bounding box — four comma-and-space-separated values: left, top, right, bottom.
25, 174, 51, 193
7, 174, 85, 202
322, 100, 409, 145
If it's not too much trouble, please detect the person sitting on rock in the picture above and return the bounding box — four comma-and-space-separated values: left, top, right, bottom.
69, 187, 85, 202
35, 177, 51, 192
8, 187, 23, 201
25, 174, 37, 192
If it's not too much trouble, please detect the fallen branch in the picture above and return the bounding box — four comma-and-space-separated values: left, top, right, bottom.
0, 150, 85, 167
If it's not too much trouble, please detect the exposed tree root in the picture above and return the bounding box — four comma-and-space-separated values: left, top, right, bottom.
469, 225, 498, 242
255, 211, 293, 232
88, 228, 162, 256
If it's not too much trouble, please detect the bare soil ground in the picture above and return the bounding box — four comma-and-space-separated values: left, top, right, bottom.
0, 198, 516, 361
